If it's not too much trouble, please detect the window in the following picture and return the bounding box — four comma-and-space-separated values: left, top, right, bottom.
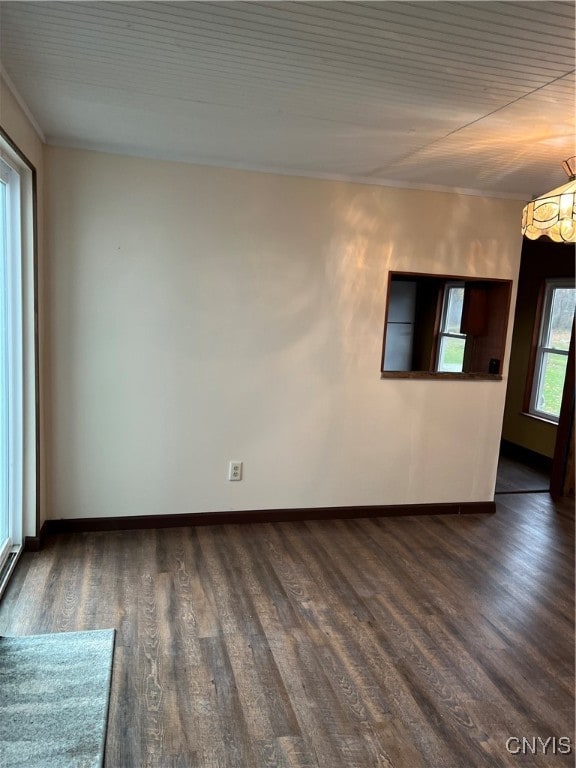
436, 283, 466, 373
0, 153, 23, 574
528, 279, 575, 422
0, 154, 22, 567
0, 132, 35, 588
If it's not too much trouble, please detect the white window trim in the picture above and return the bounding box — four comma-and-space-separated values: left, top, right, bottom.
529, 278, 574, 424
0, 139, 33, 579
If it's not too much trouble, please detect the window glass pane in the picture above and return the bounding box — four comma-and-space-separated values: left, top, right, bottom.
438, 336, 465, 372
444, 287, 464, 333
0, 180, 8, 546
547, 288, 576, 350
536, 351, 568, 419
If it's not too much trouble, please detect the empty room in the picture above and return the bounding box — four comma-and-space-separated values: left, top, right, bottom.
0, 2, 574, 767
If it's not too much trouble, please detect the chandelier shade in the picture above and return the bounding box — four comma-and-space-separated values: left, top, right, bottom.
521, 157, 576, 244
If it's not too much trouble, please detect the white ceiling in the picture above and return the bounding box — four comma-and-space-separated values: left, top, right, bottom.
1, 1, 574, 198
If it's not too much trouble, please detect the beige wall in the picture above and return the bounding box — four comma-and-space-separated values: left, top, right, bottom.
0, 76, 43, 170
0, 74, 46, 536
503, 309, 557, 458
45, 146, 523, 520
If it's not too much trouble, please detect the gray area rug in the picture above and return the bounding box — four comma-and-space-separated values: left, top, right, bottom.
0, 629, 115, 768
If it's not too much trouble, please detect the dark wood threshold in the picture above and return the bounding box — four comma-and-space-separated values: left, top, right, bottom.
40, 501, 495, 537
381, 371, 502, 381
494, 489, 550, 496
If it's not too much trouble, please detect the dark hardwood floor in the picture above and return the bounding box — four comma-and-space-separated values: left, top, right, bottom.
1, 495, 574, 767
495, 455, 550, 494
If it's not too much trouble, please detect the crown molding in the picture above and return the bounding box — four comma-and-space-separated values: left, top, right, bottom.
46, 137, 529, 201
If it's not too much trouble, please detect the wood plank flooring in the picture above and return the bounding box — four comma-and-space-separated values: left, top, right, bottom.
1, 494, 573, 767
495, 455, 550, 494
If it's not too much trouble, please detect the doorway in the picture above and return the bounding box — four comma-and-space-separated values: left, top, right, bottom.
498, 238, 575, 499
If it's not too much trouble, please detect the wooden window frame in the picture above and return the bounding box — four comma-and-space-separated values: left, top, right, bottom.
380, 271, 512, 380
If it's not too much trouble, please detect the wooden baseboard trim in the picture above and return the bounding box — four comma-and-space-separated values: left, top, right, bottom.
24, 521, 49, 551
500, 439, 552, 473
43, 501, 495, 536
458, 501, 496, 515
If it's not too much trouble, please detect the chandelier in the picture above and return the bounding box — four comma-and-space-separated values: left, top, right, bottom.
521, 157, 576, 243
